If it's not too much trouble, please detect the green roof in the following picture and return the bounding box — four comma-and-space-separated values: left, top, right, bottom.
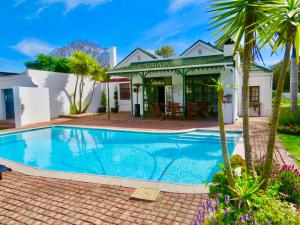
250, 63, 273, 73
109, 55, 234, 74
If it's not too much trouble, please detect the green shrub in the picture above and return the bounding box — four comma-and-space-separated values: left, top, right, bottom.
100, 90, 107, 108
275, 165, 300, 204
278, 124, 300, 135
69, 103, 76, 115
279, 107, 300, 126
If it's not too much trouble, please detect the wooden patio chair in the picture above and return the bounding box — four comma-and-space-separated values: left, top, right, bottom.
172, 103, 182, 120
0, 165, 12, 180
199, 102, 213, 119
186, 103, 198, 120
149, 103, 165, 120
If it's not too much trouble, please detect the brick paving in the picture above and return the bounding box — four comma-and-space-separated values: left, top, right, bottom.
0, 114, 296, 224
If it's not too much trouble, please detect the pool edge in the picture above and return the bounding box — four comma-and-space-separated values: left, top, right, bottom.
0, 157, 209, 194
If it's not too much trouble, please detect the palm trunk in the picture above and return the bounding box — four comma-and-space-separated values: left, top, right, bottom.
262, 43, 292, 189
218, 88, 235, 188
290, 47, 298, 112
78, 76, 84, 113
242, 26, 255, 173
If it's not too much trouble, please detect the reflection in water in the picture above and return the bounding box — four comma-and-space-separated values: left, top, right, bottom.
0, 127, 241, 184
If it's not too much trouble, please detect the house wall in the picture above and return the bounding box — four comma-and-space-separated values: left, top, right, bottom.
27, 69, 101, 118
13, 86, 51, 128
238, 70, 273, 117
0, 74, 35, 120
101, 81, 131, 112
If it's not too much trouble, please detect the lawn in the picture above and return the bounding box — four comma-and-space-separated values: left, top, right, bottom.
278, 133, 300, 167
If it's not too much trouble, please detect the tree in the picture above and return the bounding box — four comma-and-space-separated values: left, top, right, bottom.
261, 0, 300, 188
25, 54, 72, 73
209, 0, 268, 174
290, 47, 299, 112
211, 77, 235, 188
69, 51, 105, 114
155, 45, 175, 58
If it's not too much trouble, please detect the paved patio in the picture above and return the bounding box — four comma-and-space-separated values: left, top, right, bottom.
0, 114, 296, 224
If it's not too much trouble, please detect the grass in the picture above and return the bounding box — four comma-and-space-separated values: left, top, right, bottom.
278, 133, 300, 167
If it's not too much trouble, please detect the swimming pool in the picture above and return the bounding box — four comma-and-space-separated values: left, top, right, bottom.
0, 126, 242, 185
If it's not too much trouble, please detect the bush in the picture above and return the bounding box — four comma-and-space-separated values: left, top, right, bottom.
275, 165, 300, 204
100, 91, 107, 108
278, 107, 300, 133
278, 124, 300, 135
25, 54, 72, 73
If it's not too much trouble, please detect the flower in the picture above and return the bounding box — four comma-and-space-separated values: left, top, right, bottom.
224, 208, 229, 216
234, 167, 242, 177
225, 195, 230, 205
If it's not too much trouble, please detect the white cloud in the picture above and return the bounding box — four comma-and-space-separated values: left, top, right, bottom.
12, 39, 54, 57
15, 0, 110, 15
168, 0, 200, 13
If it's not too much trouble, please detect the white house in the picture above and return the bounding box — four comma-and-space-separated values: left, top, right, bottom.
0, 40, 273, 127
107, 39, 273, 123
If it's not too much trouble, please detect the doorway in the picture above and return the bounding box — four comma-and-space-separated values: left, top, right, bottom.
157, 86, 165, 111
3, 89, 15, 119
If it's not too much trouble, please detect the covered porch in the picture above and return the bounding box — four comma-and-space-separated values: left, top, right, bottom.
107, 55, 239, 123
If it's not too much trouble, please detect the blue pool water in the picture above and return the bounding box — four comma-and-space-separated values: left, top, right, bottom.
0, 126, 241, 184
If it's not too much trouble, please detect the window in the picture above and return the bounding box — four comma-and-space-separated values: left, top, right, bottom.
249, 86, 260, 102
119, 83, 130, 100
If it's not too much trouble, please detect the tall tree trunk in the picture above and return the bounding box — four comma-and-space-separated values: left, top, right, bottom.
290, 47, 298, 112
218, 88, 235, 188
242, 25, 255, 173
262, 43, 292, 189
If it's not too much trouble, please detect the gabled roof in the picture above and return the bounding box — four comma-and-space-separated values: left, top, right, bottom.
115, 47, 157, 68
108, 55, 234, 74
249, 63, 273, 73
180, 39, 223, 56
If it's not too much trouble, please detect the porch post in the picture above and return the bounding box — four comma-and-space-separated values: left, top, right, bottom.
182, 69, 186, 107
107, 75, 111, 120
141, 72, 145, 119
130, 76, 133, 115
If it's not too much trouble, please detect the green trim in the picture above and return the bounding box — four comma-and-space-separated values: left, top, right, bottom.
108, 55, 233, 76
180, 39, 223, 56
250, 63, 273, 73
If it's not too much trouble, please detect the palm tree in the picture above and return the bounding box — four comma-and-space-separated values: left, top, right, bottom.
260, 0, 300, 188
211, 78, 235, 188
290, 47, 298, 112
209, 0, 269, 174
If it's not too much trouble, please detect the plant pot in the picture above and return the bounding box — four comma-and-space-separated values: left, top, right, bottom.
111, 108, 119, 113
134, 104, 140, 117
98, 107, 106, 113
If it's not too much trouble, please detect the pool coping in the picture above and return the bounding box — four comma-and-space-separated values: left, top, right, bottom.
0, 125, 244, 194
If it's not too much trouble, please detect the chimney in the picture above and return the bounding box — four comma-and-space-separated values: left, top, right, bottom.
109, 46, 117, 69
224, 39, 235, 56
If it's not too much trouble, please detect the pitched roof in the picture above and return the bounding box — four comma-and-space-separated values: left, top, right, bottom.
115, 48, 157, 68
108, 55, 234, 74
180, 39, 223, 56
250, 63, 273, 73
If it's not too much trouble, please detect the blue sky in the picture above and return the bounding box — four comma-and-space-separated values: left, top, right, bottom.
0, 0, 282, 72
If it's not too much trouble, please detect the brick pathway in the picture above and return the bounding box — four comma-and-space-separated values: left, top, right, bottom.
0, 114, 296, 224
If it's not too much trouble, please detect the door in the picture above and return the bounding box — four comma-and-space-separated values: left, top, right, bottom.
4, 89, 15, 119
157, 86, 165, 111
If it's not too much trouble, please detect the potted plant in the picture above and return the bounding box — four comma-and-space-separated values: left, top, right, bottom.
133, 83, 142, 117
111, 86, 119, 113
98, 90, 107, 113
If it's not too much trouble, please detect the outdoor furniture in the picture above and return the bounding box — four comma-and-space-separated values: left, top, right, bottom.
0, 165, 12, 180
171, 103, 182, 120
199, 101, 213, 118
149, 103, 165, 120
186, 103, 198, 120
